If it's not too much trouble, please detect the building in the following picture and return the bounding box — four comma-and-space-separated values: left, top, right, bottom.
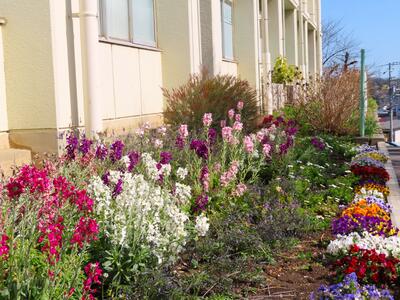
0, 0, 322, 160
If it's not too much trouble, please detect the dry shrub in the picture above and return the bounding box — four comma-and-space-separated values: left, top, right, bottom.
292, 70, 360, 136
163, 70, 259, 131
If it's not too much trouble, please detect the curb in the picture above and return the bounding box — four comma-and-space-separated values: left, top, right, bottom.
377, 141, 400, 228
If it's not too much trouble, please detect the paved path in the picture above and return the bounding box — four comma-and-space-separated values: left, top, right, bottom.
378, 142, 400, 228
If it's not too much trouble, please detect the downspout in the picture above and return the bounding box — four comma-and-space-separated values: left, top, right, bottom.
298, 1, 306, 78
262, 0, 273, 115
79, 0, 102, 136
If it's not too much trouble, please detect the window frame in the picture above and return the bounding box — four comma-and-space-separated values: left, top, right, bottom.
221, 0, 235, 60
98, 0, 158, 49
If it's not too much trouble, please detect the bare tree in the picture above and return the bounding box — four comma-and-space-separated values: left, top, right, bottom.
323, 20, 360, 68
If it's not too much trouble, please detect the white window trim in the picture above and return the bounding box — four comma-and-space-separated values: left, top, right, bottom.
98, 0, 159, 50
221, 0, 234, 60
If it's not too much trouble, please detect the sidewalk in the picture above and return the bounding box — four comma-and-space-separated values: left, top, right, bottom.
378, 142, 400, 228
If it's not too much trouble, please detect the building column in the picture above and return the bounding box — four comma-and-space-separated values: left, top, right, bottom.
308, 28, 317, 77
303, 20, 309, 79
79, 0, 102, 135
0, 19, 8, 133
268, 0, 284, 63
285, 8, 298, 66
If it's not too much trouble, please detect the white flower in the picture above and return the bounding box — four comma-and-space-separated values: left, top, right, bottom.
195, 215, 210, 237
121, 155, 130, 169
175, 183, 191, 204
176, 167, 188, 180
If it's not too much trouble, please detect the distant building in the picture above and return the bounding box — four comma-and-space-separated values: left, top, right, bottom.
0, 0, 322, 154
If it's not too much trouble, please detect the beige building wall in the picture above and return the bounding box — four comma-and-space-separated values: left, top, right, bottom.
0, 19, 8, 133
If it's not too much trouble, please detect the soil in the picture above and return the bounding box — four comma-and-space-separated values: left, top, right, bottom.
249, 231, 332, 300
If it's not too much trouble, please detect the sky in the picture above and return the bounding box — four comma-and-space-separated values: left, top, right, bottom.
322, 0, 400, 76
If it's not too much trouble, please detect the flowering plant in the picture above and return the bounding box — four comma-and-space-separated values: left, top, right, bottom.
353, 151, 389, 164
350, 164, 390, 183
354, 181, 390, 198
310, 272, 393, 300
333, 245, 400, 285
0, 165, 101, 299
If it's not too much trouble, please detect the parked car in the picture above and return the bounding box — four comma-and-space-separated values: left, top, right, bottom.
378, 108, 389, 117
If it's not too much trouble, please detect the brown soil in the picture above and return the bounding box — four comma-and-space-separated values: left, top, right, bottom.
249, 231, 332, 300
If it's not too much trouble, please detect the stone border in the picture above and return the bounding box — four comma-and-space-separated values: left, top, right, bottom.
377, 141, 400, 228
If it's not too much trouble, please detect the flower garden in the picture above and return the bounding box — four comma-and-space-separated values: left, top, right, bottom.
0, 95, 398, 299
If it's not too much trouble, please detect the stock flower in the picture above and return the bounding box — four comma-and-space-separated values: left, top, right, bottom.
232, 183, 247, 197
235, 114, 241, 122
157, 126, 167, 136
71, 217, 99, 249
176, 167, 188, 180
190, 140, 209, 160
237, 101, 244, 111
82, 262, 103, 300
195, 214, 210, 236
262, 143, 271, 157
153, 139, 163, 149
202, 113, 213, 127
95, 143, 108, 160
160, 151, 173, 165
79, 137, 93, 155
221, 126, 233, 143
109, 140, 124, 162
243, 136, 254, 153
208, 128, 217, 145
228, 109, 235, 120
0, 234, 9, 260
66, 132, 79, 160
200, 166, 210, 192
311, 137, 325, 151
220, 161, 239, 187
194, 193, 209, 211
127, 151, 140, 172
220, 120, 227, 128
179, 124, 189, 138
233, 121, 243, 132
112, 178, 123, 197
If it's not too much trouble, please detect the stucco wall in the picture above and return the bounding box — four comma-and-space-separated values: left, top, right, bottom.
0, 23, 8, 132
0, 0, 57, 130
221, 60, 238, 76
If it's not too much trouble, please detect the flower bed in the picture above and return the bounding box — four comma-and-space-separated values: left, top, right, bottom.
312, 145, 398, 298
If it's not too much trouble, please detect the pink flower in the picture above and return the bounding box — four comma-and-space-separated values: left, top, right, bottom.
237, 101, 244, 111
220, 120, 227, 128
233, 121, 243, 132
220, 161, 239, 187
222, 126, 233, 143
200, 166, 210, 192
263, 143, 272, 157
256, 130, 265, 142
202, 113, 213, 127
243, 136, 254, 153
0, 234, 9, 260
228, 109, 235, 120
232, 183, 247, 197
71, 217, 99, 249
235, 114, 241, 122
214, 163, 222, 173
153, 139, 163, 149
82, 262, 102, 299
157, 126, 167, 136
179, 124, 189, 138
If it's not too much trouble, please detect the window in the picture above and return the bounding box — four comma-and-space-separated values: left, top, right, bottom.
99, 0, 156, 47
221, 0, 234, 59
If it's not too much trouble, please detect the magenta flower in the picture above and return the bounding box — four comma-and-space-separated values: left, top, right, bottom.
243, 136, 254, 153
263, 143, 272, 157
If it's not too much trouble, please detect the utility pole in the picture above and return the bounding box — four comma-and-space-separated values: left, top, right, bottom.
359, 49, 366, 137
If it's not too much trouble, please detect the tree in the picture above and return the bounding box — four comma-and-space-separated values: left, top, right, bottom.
323, 20, 360, 68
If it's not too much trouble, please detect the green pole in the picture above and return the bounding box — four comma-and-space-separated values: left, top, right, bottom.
359, 49, 366, 137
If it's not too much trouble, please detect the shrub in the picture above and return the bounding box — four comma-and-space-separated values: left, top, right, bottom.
287, 70, 360, 136
271, 56, 302, 84
163, 70, 259, 132
365, 98, 380, 137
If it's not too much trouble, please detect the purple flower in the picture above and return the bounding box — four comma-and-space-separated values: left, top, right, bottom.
175, 136, 185, 150
66, 132, 79, 160
109, 140, 124, 162
208, 128, 217, 145
194, 193, 209, 212
331, 214, 398, 237
311, 137, 325, 151
101, 171, 110, 185
160, 151, 173, 165
112, 178, 123, 197
127, 151, 140, 172
95, 143, 108, 160
190, 139, 209, 160
79, 137, 93, 155
285, 127, 298, 136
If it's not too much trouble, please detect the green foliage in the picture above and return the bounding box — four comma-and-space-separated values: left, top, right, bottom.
271, 56, 302, 84
365, 98, 380, 137
163, 71, 260, 132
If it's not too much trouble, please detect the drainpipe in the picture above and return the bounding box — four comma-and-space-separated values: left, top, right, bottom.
262, 0, 273, 115
79, 0, 102, 136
